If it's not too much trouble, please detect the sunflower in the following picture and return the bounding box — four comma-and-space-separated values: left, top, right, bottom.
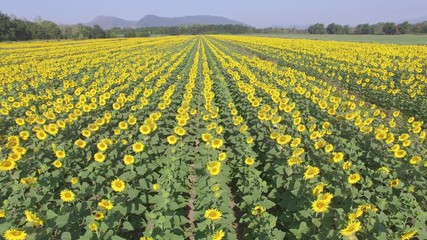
317, 193, 333, 204
251, 205, 266, 216
140, 237, 154, 240
409, 156, 421, 165
19, 131, 29, 140
24, 210, 43, 227
118, 121, 128, 130
290, 138, 301, 148
0, 159, 16, 171
348, 209, 364, 222
152, 183, 160, 191
16, 118, 25, 126
89, 222, 98, 232
174, 126, 186, 136
111, 178, 126, 192
3, 228, 27, 240
342, 161, 352, 171
97, 142, 108, 152
304, 166, 320, 180
123, 155, 135, 165
128, 117, 137, 126
394, 149, 407, 159
167, 135, 178, 145
340, 221, 361, 237
60, 190, 75, 202
390, 178, 400, 187
94, 212, 104, 221
20, 177, 37, 184
55, 150, 66, 159
324, 144, 334, 153
218, 152, 227, 161
216, 126, 223, 134
239, 125, 248, 133
202, 133, 212, 142
98, 199, 113, 210
211, 139, 224, 149
287, 156, 303, 166
312, 183, 327, 195
53, 160, 62, 168
245, 157, 255, 166
204, 208, 222, 221
207, 161, 221, 176
401, 230, 417, 240
94, 152, 106, 163
0, 209, 5, 218
132, 142, 145, 153
312, 199, 329, 213
212, 229, 225, 240
71, 177, 79, 185
276, 134, 292, 145
332, 152, 344, 163
246, 137, 254, 144
139, 125, 151, 135
36, 130, 47, 140
8, 153, 21, 162
74, 139, 87, 148
348, 173, 361, 184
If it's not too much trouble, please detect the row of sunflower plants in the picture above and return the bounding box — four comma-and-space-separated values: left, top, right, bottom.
203, 39, 285, 239
191, 42, 236, 240
205, 37, 426, 239
0, 37, 196, 239
211, 35, 427, 120
137, 40, 202, 239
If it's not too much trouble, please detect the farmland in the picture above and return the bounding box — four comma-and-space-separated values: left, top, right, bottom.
0, 36, 426, 240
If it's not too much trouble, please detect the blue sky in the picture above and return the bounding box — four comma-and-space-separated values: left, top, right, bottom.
1, 0, 426, 27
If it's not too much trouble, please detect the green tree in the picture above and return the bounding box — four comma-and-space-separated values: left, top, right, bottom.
354, 23, 374, 34
308, 23, 326, 34
40, 20, 61, 39
326, 23, 343, 34
397, 21, 410, 34
123, 28, 136, 37
382, 22, 397, 35
373, 22, 386, 34
342, 25, 351, 34
0, 12, 14, 41
92, 25, 106, 38
12, 19, 33, 40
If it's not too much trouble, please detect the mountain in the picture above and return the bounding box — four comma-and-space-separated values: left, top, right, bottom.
86, 15, 249, 29
136, 15, 247, 27
86, 16, 135, 29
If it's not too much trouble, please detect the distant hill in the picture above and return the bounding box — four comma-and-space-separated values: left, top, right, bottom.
86, 14, 249, 29
87, 16, 136, 29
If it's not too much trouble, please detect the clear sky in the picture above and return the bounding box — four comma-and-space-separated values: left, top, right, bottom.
1, 0, 426, 27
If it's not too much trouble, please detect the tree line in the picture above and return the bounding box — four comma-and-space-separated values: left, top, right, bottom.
307, 22, 427, 34
1, 11, 427, 42
0, 12, 107, 41
107, 24, 255, 38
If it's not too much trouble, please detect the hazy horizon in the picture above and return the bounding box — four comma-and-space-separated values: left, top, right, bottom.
2, 0, 427, 28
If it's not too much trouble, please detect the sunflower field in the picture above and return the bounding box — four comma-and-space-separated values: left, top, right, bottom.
0, 35, 426, 240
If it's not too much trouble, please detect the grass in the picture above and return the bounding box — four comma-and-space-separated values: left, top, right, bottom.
245, 33, 427, 45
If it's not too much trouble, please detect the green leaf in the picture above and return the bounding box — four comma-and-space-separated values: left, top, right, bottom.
56, 213, 70, 228
290, 222, 309, 238
46, 210, 58, 220
122, 221, 134, 231
111, 236, 127, 240
61, 232, 72, 240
